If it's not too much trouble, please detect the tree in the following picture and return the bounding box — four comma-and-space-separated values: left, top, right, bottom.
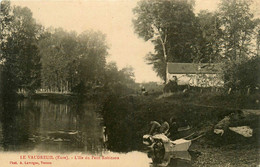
77, 30, 108, 86
219, 0, 257, 61
193, 10, 223, 63
1, 4, 41, 91
104, 62, 136, 87
223, 56, 260, 94
0, 0, 13, 55
133, 0, 196, 82
216, 0, 260, 94
1, 3, 42, 94
39, 29, 109, 93
103, 62, 137, 96
0, 0, 17, 99
145, 50, 166, 81
104, 62, 120, 86
39, 28, 79, 92
118, 66, 136, 88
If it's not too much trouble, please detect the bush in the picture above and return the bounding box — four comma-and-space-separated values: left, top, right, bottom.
223, 57, 260, 94
163, 80, 178, 93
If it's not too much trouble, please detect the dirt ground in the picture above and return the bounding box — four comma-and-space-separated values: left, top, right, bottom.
191, 143, 259, 167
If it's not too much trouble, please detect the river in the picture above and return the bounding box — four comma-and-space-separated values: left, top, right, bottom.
0, 98, 194, 167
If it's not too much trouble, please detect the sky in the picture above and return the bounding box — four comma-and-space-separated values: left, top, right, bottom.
7, 0, 258, 83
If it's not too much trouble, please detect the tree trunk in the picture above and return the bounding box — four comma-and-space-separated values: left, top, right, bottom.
158, 35, 167, 83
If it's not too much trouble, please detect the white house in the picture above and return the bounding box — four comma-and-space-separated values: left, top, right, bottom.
167, 63, 224, 87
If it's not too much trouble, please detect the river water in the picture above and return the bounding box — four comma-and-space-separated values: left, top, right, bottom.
0, 99, 194, 167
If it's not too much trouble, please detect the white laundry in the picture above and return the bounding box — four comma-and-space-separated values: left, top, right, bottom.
229, 126, 253, 137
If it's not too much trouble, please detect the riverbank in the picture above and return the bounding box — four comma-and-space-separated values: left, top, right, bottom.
17, 91, 106, 104
15, 91, 259, 166
102, 91, 259, 166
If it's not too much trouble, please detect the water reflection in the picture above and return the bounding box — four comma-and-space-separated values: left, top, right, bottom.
0, 99, 104, 153
0, 99, 196, 167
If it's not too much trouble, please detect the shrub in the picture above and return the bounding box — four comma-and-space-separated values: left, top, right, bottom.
163, 80, 178, 93
223, 56, 260, 94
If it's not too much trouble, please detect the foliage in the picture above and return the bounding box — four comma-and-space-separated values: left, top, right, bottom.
193, 10, 223, 63
103, 62, 137, 96
1, 2, 42, 95
218, 0, 258, 61
145, 50, 166, 81
1, 2, 136, 98
133, 0, 197, 82
39, 29, 77, 92
223, 56, 260, 94
39, 28, 108, 93
77, 30, 108, 85
0, 0, 13, 50
0, 0, 16, 98
133, 0, 259, 85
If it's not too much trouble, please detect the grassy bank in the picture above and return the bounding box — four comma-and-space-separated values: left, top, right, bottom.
102, 91, 259, 166
159, 91, 260, 109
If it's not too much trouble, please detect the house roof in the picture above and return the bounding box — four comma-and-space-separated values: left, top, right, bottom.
167, 63, 222, 74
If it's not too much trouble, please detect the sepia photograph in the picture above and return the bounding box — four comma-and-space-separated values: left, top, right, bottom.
0, 0, 259, 166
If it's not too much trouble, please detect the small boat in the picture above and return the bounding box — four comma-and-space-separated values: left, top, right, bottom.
143, 134, 192, 152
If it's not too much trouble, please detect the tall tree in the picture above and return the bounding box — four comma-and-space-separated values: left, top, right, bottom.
0, 0, 17, 99
1, 5, 42, 94
77, 30, 108, 86
219, 0, 257, 61
39, 28, 78, 92
39, 29, 108, 93
119, 66, 135, 87
133, 0, 196, 82
103, 62, 137, 95
193, 10, 222, 63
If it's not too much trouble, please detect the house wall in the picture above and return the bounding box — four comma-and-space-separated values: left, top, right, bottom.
167, 73, 224, 87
